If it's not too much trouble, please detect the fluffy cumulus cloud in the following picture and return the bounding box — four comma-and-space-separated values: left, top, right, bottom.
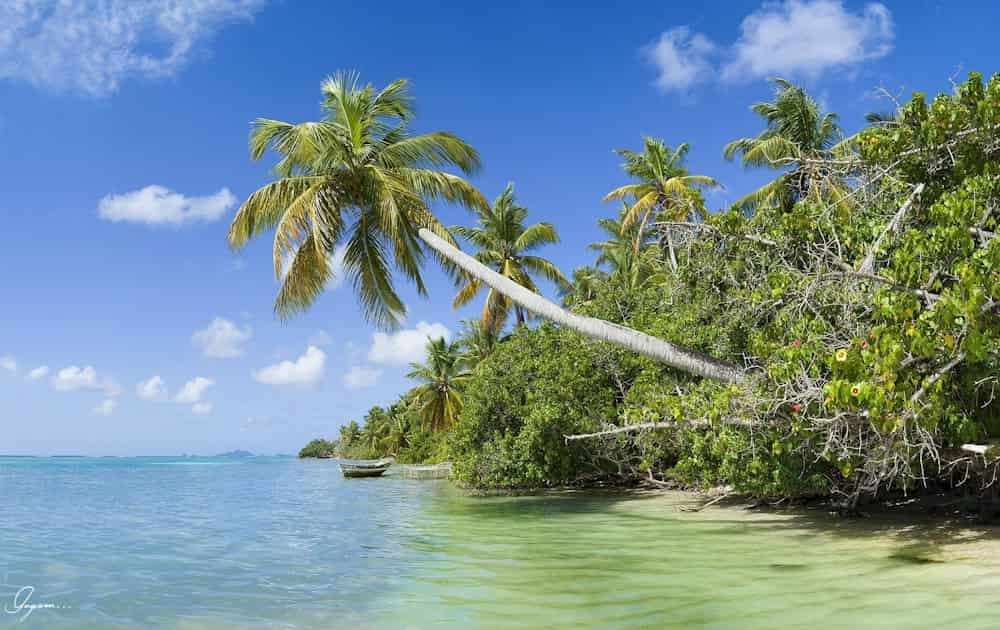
98, 186, 236, 227
0, 355, 15, 373
191, 401, 213, 415
722, 0, 893, 81
136, 375, 168, 401
175, 377, 214, 404
0, 0, 268, 96
192, 317, 252, 358
51, 365, 121, 396
368, 321, 451, 367
93, 399, 117, 416
253, 346, 326, 386
643, 26, 715, 92
644, 1, 893, 92
343, 366, 380, 389
27, 366, 49, 380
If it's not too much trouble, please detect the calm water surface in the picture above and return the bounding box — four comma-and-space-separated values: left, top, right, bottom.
2, 456, 999, 628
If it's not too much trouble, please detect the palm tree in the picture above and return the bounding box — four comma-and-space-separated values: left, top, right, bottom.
603, 138, 720, 269
360, 406, 390, 456
452, 183, 569, 330
589, 204, 658, 291
232, 72, 745, 383
407, 337, 469, 432
560, 266, 606, 307
457, 319, 500, 369
380, 412, 411, 456
723, 77, 848, 212
228, 71, 486, 329
338, 420, 361, 448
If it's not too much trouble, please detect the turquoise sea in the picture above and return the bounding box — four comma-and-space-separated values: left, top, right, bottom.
3, 456, 1000, 629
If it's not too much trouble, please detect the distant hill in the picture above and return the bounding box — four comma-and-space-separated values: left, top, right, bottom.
217, 450, 254, 458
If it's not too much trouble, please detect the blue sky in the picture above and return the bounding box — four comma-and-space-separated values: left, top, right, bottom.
1, 0, 997, 455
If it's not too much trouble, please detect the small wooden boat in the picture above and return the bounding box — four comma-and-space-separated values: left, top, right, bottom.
339, 457, 395, 478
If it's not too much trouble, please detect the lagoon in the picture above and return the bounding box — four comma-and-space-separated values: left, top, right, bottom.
2, 456, 999, 628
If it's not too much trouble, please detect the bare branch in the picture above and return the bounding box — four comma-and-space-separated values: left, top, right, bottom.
858, 183, 925, 274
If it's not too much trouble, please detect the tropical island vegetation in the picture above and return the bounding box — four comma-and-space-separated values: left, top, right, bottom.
247, 70, 1000, 511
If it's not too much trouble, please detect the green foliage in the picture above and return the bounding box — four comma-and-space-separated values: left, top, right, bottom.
294, 70, 1000, 501
451, 324, 634, 488
298, 438, 337, 459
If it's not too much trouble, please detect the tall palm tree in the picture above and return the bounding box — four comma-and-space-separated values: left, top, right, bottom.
457, 319, 500, 369
232, 72, 745, 384
560, 266, 607, 307
407, 337, 469, 432
452, 183, 569, 330
228, 71, 486, 329
723, 77, 848, 212
338, 420, 361, 448
603, 138, 720, 269
589, 204, 658, 290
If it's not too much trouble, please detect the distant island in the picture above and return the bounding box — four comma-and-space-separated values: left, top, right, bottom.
217, 450, 254, 458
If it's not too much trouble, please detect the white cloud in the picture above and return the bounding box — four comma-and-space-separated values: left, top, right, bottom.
343, 366, 381, 389
368, 321, 451, 367
253, 346, 326, 386
94, 399, 117, 416
309, 330, 334, 347
644, 26, 715, 92
136, 375, 168, 401
98, 185, 236, 227
0, 355, 15, 373
192, 317, 252, 358
722, 0, 893, 81
644, 2, 893, 91
0, 1, 268, 96
27, 366, 49, 380
175, 376, 214, 404
191, 401, 213, 415
51, 365, 121, 396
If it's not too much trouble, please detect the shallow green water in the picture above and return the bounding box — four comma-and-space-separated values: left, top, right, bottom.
3, 456, 999, 628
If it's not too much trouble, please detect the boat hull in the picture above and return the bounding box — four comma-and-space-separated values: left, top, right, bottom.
340, 466, 390, 478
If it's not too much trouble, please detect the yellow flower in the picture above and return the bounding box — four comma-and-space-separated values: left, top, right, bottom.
850, 384, 862, 397
835, 349, 849, 362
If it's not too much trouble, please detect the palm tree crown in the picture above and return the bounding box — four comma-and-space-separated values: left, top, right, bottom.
604, 138, 720, 237
407, 337, 469, 432
589, 205, 658, 291
723, 77, 847, 212
228, 71, 487, 329
452, 183, 569, 330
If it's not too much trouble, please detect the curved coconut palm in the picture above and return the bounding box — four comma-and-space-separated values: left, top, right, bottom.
228, 71, 486, 329
233, 72, 745, 383
723, 77, 849, 212
452, 183, 569, 330
407, 337, 469, 431
603, 138, 720, 269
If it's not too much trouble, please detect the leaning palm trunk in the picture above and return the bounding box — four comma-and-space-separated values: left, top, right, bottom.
418, 228, 746, 383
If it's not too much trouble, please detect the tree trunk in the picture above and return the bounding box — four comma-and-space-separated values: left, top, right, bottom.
417, 228, 746, 383
664, 228, 678, 271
